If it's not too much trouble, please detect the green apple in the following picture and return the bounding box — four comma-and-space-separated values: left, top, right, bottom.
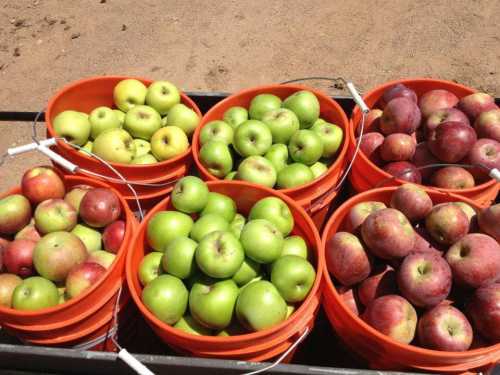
223, 106, 248, 129
265, 144, 288, 173
142, 274, 188, 325
200, 192, 236, 222
113, 79, 147, 112
166, 103, 200, 137
281, 236, 308, 259
34, 199, 77, 234
53, 110, 91, 146
232, 257, 261, 286
235, 280, 287, 331
12, 276, 59, 311
174, 315, 212, 336
162, 236, 197, 279
312, 118, 326, 126
195, 230, 244, 278
230, 213, 246, 239
113, 109, 126, 127
283, 90, 320, 129
138, 251, 164, 286
249, 197, 294, 236
310, 161, 328, 178
150, 126, 189, 161
225, 171, 237, 180
286, 304, 296, 319
200, 120, 234, 145
216, 321, 246, 336
311, 121, 343, 158
237, 156, 277, 188
239, 275, 264, 292
89, 106, 121, 139
288, 129, 323, 165
93, 128, 136, 164
233, 120, 272, 157
199, 141, 233, 178
161, 116, 168, 127
87, 250, 116, 269
80, 141, 93, 155
271, 255, 315, 302
124, 105, 161, 140
145, 80, 181, 115
190, 214, 229, 243
248, 94, 282, 121
71, 224, 102, 252
58, 286, 68, 304
171, 176, 209, 214
131, 154, 158, 164
147, 211, 194, 251
240, 219, 283, 263
133, 139, 151, 157
262, 108, 300, 144
277, 163, 314, 188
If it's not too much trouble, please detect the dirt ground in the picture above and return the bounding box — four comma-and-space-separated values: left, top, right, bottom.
0, 0, 499, 190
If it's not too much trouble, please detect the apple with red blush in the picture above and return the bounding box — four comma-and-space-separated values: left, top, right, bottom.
345, 201, 387, 232
383, 161, 422, 184
102, 220, 125, 254
79, 188, 122, 228
21, 166, 65, 204
380, 97, 422, 135
337, 286, 362, 316
425, 108, 470, 138
379, 133, 416, 162
357, 264, 397, 307
430, 166, 475, 189
390, 184, 432, 222
3, 239, 36, 278
474, 108, 500, 142
425, 203, 469, 245
427, 121, 477, 163
458, 92, 498, 120
380, 84, 417, 108
478, 203, 500, 242
358, 132, 384, 163
418, 89, 459, 118
467, 283, 500, 342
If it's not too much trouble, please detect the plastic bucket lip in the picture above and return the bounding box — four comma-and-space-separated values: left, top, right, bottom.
321, 186, 500, 361
349, 77, 499, 195
191, 83, 350, 205
45, 75, 201, 173
0, 175, 134, 321
126, 179, 323, 346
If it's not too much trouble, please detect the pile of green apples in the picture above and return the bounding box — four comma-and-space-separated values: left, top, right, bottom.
198, 90, 344, 188
52, 79, 200, 165
138, 176, 316, 335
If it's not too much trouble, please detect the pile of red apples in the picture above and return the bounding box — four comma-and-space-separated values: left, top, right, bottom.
326, 184, 500, 351
359, 84, 499, 189
0, 167, 125, 311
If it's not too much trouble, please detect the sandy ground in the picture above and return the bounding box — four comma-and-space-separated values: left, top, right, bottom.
0, 0, 499, 190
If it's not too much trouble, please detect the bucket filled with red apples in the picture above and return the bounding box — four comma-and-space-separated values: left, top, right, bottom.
322, 183, 500, 372
45, 76, 202, 209
126, 176, 322, 362
350, 78, 499, 205
192, 84, 349, 229
0, 166, 136, 349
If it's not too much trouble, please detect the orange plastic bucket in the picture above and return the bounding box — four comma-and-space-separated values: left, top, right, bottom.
192, 84, 350, 230
349, 78, 500, 206
126, 180, 323, 362
45, 76, 201, 206
0, 175, 136, 348
322, 186, 500, 373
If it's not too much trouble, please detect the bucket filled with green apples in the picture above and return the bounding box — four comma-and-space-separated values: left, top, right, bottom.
126, 176, 323, 361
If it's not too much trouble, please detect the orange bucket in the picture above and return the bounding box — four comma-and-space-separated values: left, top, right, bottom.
126, 180, 323, 362
45, 76, 201, 208
192, 84, 350, 230
349, 78, 499, 206
322, 186, 500, 373
0, 175, 137, 349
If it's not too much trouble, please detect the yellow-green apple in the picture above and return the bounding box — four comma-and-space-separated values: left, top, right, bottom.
190, 214, 229, 243
145, 80, 180, 115
15, 223, 41, 243
53, 110, 91, 146
124, 105, 161, 140
86, 250, 115, 269
346, 201, 387, 232
92, 128, 136, 164
131, 154, 157, 164
380, 84, 417, 107
467, 283, 500, 341
89, 106, 121, 139
240, 219, 283, 264
113, 109, 126, 126
79, 188, 121, 228
379, 133, 415, 162
71, 224, 102, 253
467, 138, 500, 181
478, 203, 500, 241
0, 194, 32, 235
428, 121, 477, 163
174, 315, 212, 336
0, 273, 22, 307
310, 161, 328, 178
337, 286, 361, 316
271, 255, 315, 302
201, 192, 236, 222
200, 120, 234, 145
113, 79, 147, 112
237, 156, 277, 188
361, 208, 415, 259
171, 176, 209, 214
281, 236, 308, 259
133, 139, 151, 157
66, 262, 106, 298
102, 220, 125, 254
162, 236, 197, 279
141, 274, 188, 325
161, 116, 168, 127
311, 121, 343, 158
458, 92, 498, 120
80, 141, 93, 154
383, 161, 422, 184
21, 166, 65, 204
166, 103, 200, 137
248, 94, 282, 121
390, 184, 432, 222
223, 106, 249, 130
380, 97, 422, 135
34, 199, 77, 234
277, 163, 314, 188
418, 89, 459, 118
233, 120, 272, 157
283, 90, 320, 129
430, 166, 475, 189
229, 213, 245, 239
249, 196, 294, 236
3, 239, 36, 277
12, 276, 59, 311
200, 141, 233, 178
138, 251, 163, 286
150, 126, 189, 161
412, 142, 440, 181
264, 144, 288, 173
358, 132, 384, 163
425, 203, 469, 245
425, 108, 470, 138
232, 257, 261, 286
288, 129, 323, 165
452, 202, 477, 224
357, 264, 397, 306
147, 211, 193, 251
64, 185, 93, 213
326, 232, 372, 286
195, 230, 244, 278
474, 108, 500, 142
261, 108, 299, 144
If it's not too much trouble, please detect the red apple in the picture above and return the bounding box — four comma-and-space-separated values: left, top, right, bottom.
357, 109, 383, 136
358, 264, 397, 307
418, 304, 473, 351
445, 233, 500, 289
337, 286, 361, 316
418, 89, 459, 118
412, 142, 440, 181
467, 283, 500, 341
15, 223, 41, 243
430, 167, 475, 189
458, 92, 498, 121
3, 239, 36, 277
380, 133, 416, 162
345, 201, 387, 232
0, 237, 10, 272
390, 184, 432, 222
326, 231, 372, 286
425, 108, 470, 138
397, 252, 452, 307
478, 203, 500, 242
361, 208, 415, 259
467, 138, 500, 181
0, 194, 32, 235
425, 203, 469, 245
34, 199, 78, 234
428, 121, 477, 163
79, 188, 122, 228
380, 84, 417, 107
0, 273, 22, 307
102, 220, 125, 254
474, 108, 500, 142
380, 97, 422, 135
64, 184, 93, 214
358, 132, 384, 163
363, 295, 418, 344
383, 161, 422, 184
65, 262, 106, 299
21, 166, 65, 204
452, 202, 477, 224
